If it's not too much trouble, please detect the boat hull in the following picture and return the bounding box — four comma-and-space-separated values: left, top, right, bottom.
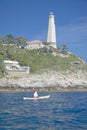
23, 95, 50, 100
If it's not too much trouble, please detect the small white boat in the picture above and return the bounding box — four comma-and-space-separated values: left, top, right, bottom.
23, 95, 50, 100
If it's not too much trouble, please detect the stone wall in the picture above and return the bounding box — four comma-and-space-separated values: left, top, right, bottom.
6, 70, 29, 78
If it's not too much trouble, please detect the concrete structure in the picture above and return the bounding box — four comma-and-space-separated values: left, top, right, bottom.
3, 60, 30, 77
25, 40, 44, 50
47, 12, 57, 48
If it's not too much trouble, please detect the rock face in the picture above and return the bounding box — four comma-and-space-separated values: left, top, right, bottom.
0, 70, 87, 90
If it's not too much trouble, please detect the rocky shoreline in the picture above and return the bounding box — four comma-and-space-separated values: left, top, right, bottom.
0, 70, 87, 91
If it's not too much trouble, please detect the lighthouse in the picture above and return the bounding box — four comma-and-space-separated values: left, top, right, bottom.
47, 12, 57, 48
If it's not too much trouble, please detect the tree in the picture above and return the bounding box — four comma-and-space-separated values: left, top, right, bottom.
17, 37, 27, 44
43, 42, 49, 45
0, 36, 8, 44
6, 34, 15, 44
61, 44, 68, 53
57, 46, 61, 52
15, 37, 27, 48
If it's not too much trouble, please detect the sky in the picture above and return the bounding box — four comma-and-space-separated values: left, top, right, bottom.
0, 0, 87, 63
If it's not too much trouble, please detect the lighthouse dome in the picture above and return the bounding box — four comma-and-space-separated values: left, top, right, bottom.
50, 12, 53, 15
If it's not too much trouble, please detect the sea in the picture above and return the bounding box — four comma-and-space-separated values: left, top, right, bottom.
0, 91, 87, 130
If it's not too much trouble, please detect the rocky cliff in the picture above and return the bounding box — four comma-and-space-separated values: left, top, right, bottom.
0, 70, 87, 91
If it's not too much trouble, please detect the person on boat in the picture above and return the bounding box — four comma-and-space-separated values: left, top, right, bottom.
32, 88, 39, 98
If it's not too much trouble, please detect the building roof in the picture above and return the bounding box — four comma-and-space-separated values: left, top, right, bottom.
27, 40, 42, 44
3, 60, 19, 64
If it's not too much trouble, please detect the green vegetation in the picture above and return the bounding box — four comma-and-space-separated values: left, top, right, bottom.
0, 34, 87, 77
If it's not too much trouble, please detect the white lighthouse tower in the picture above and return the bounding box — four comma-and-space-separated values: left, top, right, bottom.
47, 12, 57, 48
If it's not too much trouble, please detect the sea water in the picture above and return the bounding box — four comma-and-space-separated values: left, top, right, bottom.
0, 91, 87, 130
